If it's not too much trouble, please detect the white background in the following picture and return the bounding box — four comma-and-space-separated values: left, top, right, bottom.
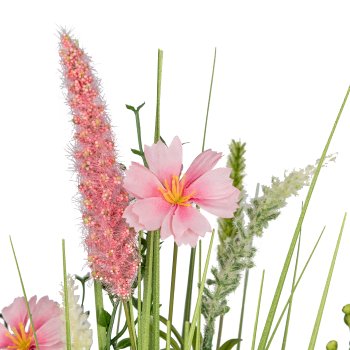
1, 1, 350, 349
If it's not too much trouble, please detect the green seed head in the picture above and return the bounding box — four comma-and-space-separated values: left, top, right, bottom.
326, 340, 338, 350
344, 314, 350, 328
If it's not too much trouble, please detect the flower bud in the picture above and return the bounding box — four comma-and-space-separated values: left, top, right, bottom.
342, 304, 350, 315
344, 314, 350, 328
326, 340, 338, 350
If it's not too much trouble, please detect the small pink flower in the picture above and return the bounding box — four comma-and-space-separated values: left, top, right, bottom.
123, 136, 240, 247
0, 296, 64, 350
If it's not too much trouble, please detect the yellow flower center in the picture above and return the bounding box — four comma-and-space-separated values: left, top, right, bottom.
5, 323, 33, 350
159, 175, 194, 206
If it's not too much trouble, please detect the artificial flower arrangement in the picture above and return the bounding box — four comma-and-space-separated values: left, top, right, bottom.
0, 31, 349, 350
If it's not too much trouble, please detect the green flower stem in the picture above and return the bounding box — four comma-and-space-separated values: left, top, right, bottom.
106, 303, 118, 350
62, 240, 72, 350
166, 320, 171, 350
265, 226, 326, 349
152, 230, 161, 350
308, 213, 347, 350
168, 243, 178, 329
123, 301, 137, 350
141, 233, 154, 348
185, 231, 215, 350
216, 315, 224, 350
160, 315, 184, 348
197, 242, 202, 350
10, 236, 40, 350
251, 270, 265, 350
154, 49, 163, 143
257, 86, 350, 350
137, 233, 142, 350
94, 280, 107, 350
282, 230, 302, 350
183, 47, 217, 341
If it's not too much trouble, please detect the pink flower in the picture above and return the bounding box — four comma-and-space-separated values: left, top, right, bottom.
123, 136, 240, 247
59, 31, 139, 299
0, 296, 64, 350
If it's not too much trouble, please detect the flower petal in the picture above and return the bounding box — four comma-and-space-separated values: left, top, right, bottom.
160, 207, 176, 240
186, 167, 240, 217
123, 197, 171, 231
35, 316, 64, 347
171, 206, 211, 246
174, 229, 201, 247
0, 323, 12, 347
123, 162, 163, 199
2, 296, 37, 332
183, 150, 222, 186
32, 296, 62, 331
123, 202, 146, 232
144, 136, 182, 184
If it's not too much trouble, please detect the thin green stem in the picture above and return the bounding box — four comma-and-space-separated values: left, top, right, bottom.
258, 86, 350, 350
202, 48, 217, 152
308, 213, 347, 350
166, 320, 171, 350
152, 230, 160, 350
251, 270, 265, 350
266, 226, 326, 349
137, 233, 142, 350
62, 240, 72, 350
106, 303, 118, 350
168, 243, 178, 324
197, 242, 202, 350
216, 316, 224, 350
94, 280, 107, 350
154, 49, 163, 143
123, 301, 137, 350
282, 230, 302, 349
116, 303, 122, 335
141, 233, 154, 348
9, 236, 40, 350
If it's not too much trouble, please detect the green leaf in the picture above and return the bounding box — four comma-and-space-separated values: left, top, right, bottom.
116, 338, 131, 349
219, 338, 241, 350
131, 148, 144, 156
98, 309, 111, 328
308, 213, 347, 349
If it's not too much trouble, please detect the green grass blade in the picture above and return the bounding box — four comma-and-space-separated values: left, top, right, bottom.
257, 86, 350, 350
266, 226, 326, 349
251, 270, 265, 350
9, 236, 40, 350
185, 231, 215, 350
308, 213, 347, 350
281, 231, 302, 350
62, 240, 72, 350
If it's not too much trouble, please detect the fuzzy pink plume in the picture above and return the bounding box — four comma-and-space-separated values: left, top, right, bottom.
0, 296, 64, 349
59, 31, 139, 299
123, 136, 240, 247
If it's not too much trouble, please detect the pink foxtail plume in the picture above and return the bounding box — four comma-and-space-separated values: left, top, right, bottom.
59, 31, 139, 299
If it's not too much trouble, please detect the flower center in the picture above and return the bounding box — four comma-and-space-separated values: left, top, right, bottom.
5, 323, 33, 350
159, 175, 194, 206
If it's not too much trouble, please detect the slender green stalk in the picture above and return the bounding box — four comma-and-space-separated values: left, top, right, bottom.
185, 231, 215, 350
116, 303, 122, 335
216, 316, 224, 350
282, 231, 302, 349
166, 320, 171, 350
257, 86, 350, 350
184, 321, 190, 347
308, 213, 347, 350
266, 226, 326, 349
9, 236, 40, 350
237, 184, 260, 350
94, 280, 107, 350
123, 301, 137, 350
168, 244, 178, 325
152, 230, 161, 350
62, 240, 72, 350
251, 270, 265, 350
197, 242, 202, 350
160, 315, 184, 348
106, 303, 118, 350
141, 233, 154, 348
183, 47, 217, 340
202, 47, 217, 152
137, 233, 142, 350
154, 49, 163, 143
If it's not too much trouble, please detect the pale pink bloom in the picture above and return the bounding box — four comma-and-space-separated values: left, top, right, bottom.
0, 296, 64, 350
59, 31, 139, 299
123, 136, 240, 247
